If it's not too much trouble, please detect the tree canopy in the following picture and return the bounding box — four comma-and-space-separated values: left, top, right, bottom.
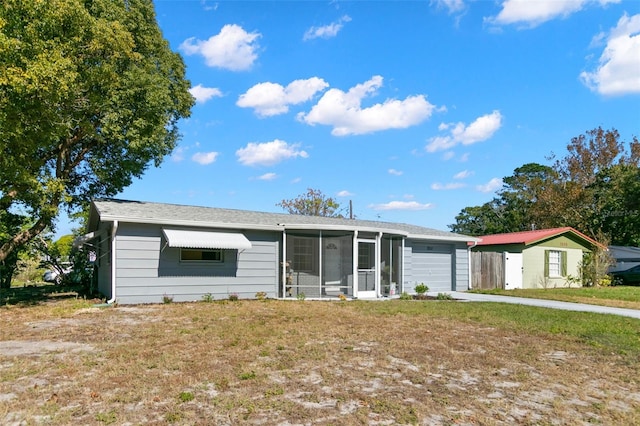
450, 127, 640, 246
0, 0, 194, 262
277, 188, 343, 217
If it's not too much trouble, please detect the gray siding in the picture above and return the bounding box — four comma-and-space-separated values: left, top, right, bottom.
404, 240, 454, 293
111, 223, 279, 304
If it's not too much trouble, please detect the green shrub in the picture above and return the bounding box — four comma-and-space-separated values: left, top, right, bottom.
228, 293, 239, 301
414, 283, 429, 295
436, 292, 453, 300
296, 292, 306, 301
399, 291, 412, 300
201, 293, 214, 303
162, 294, 174, 304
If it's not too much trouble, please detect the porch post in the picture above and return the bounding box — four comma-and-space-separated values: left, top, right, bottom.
282, 229, 287, 299
319, 231, 323, 298
401, 238, 405, 294
376, 232, 382, 298
353, 230, 358, 298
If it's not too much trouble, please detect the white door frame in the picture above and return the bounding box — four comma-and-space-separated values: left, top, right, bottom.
356, 238, 378, 298
504, 251, 523, 289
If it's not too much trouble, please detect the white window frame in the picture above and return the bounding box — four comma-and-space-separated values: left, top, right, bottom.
548, 250, 561, 277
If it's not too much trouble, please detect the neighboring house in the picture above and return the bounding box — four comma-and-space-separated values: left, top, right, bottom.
470, 227, 604, 290
79, 199, 478, 304
608, 246, 640, 273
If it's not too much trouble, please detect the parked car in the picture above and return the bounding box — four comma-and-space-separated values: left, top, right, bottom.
610, 265, 640, 285
42, 263, 73, 284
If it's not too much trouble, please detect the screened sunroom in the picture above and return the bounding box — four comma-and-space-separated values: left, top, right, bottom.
281, 230, 403, 299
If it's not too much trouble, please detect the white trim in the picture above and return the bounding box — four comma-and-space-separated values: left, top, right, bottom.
162, 228, 252, 250
318, 231, 323, 296
107, 220, 118, 304
401, 238, 406, 294
353, 230, 358, 298
73, 229, 106, 249
468, 240, 477, 290
96, 213, 478, 243
282, 229, 287, 298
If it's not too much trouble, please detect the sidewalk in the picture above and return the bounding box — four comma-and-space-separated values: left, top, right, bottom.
443, 291, 640, 320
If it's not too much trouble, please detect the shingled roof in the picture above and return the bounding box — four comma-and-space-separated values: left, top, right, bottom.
89, 199, 477, 242
475, 227, 604, 248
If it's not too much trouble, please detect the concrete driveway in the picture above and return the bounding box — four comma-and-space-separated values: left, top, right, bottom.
444, 291, 640, 320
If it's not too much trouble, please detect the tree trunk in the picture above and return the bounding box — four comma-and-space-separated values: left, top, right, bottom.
0, 262, 16, 289
0, 218, 48, 263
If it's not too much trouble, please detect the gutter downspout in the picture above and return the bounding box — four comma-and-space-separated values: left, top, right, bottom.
107, 220, 118, 304
468, 240, 477, 290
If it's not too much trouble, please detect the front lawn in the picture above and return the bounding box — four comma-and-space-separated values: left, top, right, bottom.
472, 286, 640, 310
1, 297, 639, 424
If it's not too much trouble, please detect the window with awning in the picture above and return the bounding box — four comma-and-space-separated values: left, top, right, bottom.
162, 229, 252, 250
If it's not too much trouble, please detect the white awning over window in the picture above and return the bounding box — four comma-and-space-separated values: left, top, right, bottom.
162, 229, 252, 250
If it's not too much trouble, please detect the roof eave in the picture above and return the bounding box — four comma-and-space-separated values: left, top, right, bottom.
96, 215, 285, 232
410, 234, 479, 243
96, 214, 476, 242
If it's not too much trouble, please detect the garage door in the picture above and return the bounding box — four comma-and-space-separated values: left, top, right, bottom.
410, 243, 453, 292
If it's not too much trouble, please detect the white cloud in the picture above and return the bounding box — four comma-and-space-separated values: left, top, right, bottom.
337, 190, 354, 197
454, 170, 473, 179
580, 13, 640, 96
431, 182, 466, 190
237, 78, 329, 117
304, 15, 352, 40
476, 177, 503, 193
180, 24, 260, 71
189, 84, 223, 104
426, 110, 503, 152
236, 139, 308, 166
298, 76, 436, 136
200, 0, 218, 11
258, 172, 277, 181
171, 146, 186, 162
432, 0, 466, 14
191, 151, 219, 165
487, 0, 619, 28
369, 201, 433, 211
388, 168, 403, 176
442, 151, 456, 161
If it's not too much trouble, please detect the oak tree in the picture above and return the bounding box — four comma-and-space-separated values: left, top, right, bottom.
0, 0, 194, 263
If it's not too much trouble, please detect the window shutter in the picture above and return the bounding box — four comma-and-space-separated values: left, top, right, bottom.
561, 251, 567, 276
544, 250, 549, 277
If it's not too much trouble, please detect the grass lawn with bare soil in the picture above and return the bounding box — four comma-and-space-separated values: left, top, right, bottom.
1, 291, 639, 425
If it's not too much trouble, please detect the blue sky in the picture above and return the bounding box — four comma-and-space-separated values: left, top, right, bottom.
63, 0, 640, 236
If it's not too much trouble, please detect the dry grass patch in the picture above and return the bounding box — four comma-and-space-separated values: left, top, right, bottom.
1, 299, 639, 425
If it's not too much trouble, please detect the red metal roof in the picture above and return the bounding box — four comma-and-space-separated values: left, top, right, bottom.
474, 227, 604, 248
